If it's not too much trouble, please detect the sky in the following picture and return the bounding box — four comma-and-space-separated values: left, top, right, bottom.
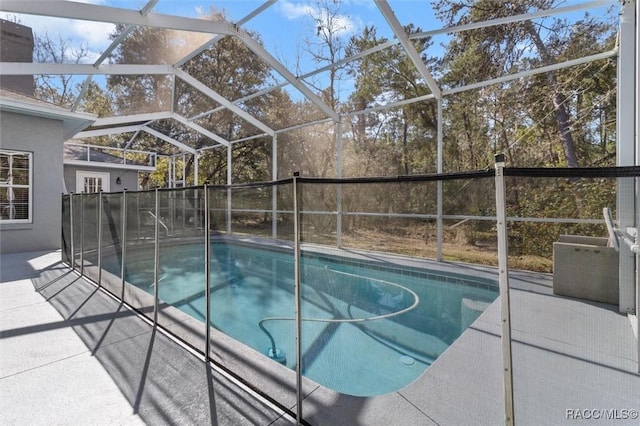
0, 0, 452, 103
2, 0, 447, 67
0, 0, 619, 103
1, 0, 617, 61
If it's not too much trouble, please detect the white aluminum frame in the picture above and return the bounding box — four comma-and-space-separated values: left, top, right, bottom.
64, 141, 157, 171
0, 0, 623, 154
617, 0, 637, 316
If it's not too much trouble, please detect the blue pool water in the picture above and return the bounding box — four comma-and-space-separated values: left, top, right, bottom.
104, 241, 498, 396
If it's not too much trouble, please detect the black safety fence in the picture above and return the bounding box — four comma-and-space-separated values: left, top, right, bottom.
60, 162, 639, 425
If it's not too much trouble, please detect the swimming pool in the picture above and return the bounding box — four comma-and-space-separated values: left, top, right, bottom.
103, 241, 498, 396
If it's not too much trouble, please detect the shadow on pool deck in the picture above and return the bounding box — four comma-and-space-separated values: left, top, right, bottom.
1, 251, 296, 426
2, 250, 639, 425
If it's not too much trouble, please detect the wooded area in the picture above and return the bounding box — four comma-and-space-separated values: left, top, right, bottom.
29, 0, 619, 269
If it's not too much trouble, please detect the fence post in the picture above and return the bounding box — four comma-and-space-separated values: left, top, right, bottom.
494, 153, 515, 426
153, 188, 160, 325
293, 172, 303, 425
70, 193, 75, 271
204, 184, 212, 360
97, 191, 103, 287
227, 144, 232, 234
336, 119, 343, 249
80, 193, 85, 276
121, 189, 127, 301
436, 98, 444, 261
272, 134, 278, 239
61, 193, 65, 264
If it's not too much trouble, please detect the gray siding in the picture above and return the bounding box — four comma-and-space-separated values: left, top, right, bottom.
0, 111, 63, 253
63, 165, 139, 193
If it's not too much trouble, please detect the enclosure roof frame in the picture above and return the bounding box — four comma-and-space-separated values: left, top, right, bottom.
0, 0, 624, 154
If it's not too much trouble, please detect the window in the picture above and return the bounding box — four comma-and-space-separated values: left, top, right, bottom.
0, 150, 33, 223
76, 171, 110, 193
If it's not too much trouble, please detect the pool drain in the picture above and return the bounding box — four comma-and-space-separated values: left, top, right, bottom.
400, 355, 415, 366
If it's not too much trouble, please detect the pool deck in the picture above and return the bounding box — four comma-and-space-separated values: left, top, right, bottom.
1, 249, 639, 425
0, 250, 295, 426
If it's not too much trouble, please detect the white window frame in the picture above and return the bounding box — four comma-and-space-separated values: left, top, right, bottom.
76, 171, 110, 193
0, 150, 33, 224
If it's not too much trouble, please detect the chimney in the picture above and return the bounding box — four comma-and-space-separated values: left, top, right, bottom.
0, 19, 35, 96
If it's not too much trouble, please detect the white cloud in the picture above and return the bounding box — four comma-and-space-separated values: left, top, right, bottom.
278, 0, 358, 37
321, 13, 357, 37
1, 0, 118, 53
70, 20, 115, 47
279, 1, 315, 20
1, 13, 114, 55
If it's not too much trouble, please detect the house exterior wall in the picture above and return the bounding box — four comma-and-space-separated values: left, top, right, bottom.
0, 111, 64, 254
63, 165, 139, 194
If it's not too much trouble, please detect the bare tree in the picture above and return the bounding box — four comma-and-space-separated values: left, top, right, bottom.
301, 0, 351, 110
33, 32, 90, 107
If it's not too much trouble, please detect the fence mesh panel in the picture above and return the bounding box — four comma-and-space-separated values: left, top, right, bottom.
205, 182, 298, 412
295, 176, 501, 421
503, 173, 637, 424
81, 193, 100, 283
61, 195, 71, 264
119, 190, 156, 320
156, 188, 206, 351
71, 194, 82, 269
100, 192, 124, 297
59, 167, 638, 425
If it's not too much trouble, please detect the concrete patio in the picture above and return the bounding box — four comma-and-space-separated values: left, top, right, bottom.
0, 250, 295, 425
1, 249, 638, 425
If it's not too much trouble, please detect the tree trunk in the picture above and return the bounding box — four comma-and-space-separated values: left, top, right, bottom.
524, 21, 579, 167
463, 110, 476, 168
402, 116, 410, 175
